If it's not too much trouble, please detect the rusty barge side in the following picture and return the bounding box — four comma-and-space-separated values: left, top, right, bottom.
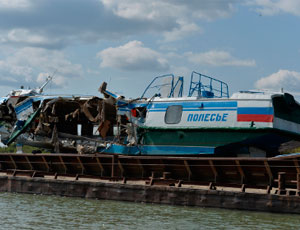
0, 153, 300, 213
1, 175, 300, 214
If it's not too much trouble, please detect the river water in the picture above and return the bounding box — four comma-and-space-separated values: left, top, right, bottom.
0, 192, 299, 230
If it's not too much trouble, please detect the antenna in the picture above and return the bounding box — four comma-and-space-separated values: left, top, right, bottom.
37, 76, 52, 94
37, 70, 57, 94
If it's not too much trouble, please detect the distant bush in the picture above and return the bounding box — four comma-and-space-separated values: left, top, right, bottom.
0, 143, 17, 153
0, 143, 49, 153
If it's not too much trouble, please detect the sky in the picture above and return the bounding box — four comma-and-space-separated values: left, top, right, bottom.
0, 0, 300, 99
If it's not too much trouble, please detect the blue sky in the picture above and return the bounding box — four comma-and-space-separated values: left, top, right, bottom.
0, 0, 300, 99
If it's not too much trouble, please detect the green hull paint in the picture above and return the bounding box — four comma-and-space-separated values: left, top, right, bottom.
6, 108, 41, 145
139, 127, 300, 148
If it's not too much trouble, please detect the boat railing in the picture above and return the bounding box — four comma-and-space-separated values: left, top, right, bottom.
188, 71, 229, 98
140, 74, 184, 99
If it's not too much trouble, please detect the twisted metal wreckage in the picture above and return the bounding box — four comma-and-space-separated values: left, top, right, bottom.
0, 77, 119, 154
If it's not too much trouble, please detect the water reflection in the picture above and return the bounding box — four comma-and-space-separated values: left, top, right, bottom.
0, 193, 298, 230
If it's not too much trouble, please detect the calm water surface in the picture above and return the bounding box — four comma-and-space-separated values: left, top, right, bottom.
0, 192, 299, 230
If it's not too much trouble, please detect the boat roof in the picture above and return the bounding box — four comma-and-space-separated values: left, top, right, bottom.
29, 94, 96, 102
230, 90, 284, 100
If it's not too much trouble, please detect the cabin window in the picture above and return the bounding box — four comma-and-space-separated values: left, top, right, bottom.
165, 105, 182, 124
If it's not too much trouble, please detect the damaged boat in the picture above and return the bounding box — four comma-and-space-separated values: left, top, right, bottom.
0, 76, 54, 142
0, 77, 117, 153
98, 71, 300, 157
2, 71, 300, 157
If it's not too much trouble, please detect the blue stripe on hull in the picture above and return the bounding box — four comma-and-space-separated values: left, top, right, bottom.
15, 99, 33, 114
151, 101, 237, 109
237, 107, 273, 115
97, 144, 215, 155
119, 101, 238, 110
148, 108, 237, 112
119, 101, 238, 112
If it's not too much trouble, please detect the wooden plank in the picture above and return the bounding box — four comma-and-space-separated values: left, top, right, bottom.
264, 160, 273, 180
137, 159, 144, 177
41, 156, 50, 172
118, 160, 124, 177
25, 156, 33, 170
297, 173, 300, 196
111, 155, 117, 177
235, 160, 245, 183
241, 184, 246, 192
58, 156, 67, 174
95, 157, 104, 176
184, 160, 192, 181
278, 172, 286, 194
9, 155, 17, 169
293, 159, 300, 174
209, 160, 218, 181
76, 156, 85, 174
208, 182, 216, 190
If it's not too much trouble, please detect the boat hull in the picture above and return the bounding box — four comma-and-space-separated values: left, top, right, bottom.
138, 127, 300, 157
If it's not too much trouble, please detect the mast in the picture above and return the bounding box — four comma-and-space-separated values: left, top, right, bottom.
37, 76, 53, 94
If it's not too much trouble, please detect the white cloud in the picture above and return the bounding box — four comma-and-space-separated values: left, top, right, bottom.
0, 0, 31, 9
0, 0, 236, 49
98, 40, 170, 71
163, 20, 202, 42
186, 50, 256, 67
100, 0, 166, 21
0, 0, 238, 49
100, 0, 235, 42
248, 0, 300, 16
37, 73, 49, 83
3, 29, 63, 48
255, 69, 300, 91
37, 73, 66, 86
170, 65, 190, 78
0, 0, 152, 49
101, 0, 235, 21
0, 47, 83, 88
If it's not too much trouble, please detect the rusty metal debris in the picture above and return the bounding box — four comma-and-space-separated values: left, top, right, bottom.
0, 77, 121, 154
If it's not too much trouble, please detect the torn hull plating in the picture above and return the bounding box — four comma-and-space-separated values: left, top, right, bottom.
0, 93, 115, 153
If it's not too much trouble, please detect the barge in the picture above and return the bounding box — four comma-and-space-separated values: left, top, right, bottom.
0, 152, 300, 213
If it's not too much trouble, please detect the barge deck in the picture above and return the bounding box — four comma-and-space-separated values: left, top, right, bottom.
0, 153, 300, 213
